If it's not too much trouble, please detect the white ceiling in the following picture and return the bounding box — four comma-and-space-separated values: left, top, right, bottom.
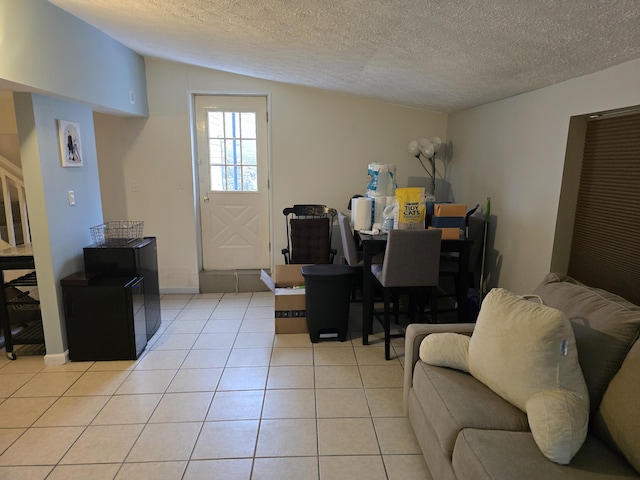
50, 0, 640, 113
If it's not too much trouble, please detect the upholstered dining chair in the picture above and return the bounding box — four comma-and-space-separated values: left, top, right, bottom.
371, 228, 442, 360
338, 212, 361, 266
338, 212, 362, 300
338, 212, 384, 300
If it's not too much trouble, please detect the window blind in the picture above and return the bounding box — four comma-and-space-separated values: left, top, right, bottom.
567, 111, 640, 305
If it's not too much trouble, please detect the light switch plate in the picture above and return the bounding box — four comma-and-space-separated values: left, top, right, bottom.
68, 190, 75, 206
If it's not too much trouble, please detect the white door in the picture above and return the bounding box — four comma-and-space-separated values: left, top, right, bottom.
195, 95, 270, 270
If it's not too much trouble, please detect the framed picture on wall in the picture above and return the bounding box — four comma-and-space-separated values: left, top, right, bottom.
58, 119, 83, 167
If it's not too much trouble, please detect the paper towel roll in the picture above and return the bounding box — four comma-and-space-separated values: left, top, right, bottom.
352, 197, 372, 231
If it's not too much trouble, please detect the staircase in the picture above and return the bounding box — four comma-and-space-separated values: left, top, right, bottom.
0, 154, 30, 250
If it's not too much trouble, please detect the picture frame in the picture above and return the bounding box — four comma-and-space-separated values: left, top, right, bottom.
58, 119, 83, 167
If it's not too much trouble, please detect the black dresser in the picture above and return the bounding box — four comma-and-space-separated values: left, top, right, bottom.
83, 237, 160, 339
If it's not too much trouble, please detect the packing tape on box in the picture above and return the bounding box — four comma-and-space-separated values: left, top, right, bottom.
431, 216, 465, 228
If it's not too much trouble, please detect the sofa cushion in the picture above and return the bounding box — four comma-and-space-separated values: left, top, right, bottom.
533, 273, 640, 414
419, 332, 470, 372
453, 429, 640, 480
593, 338, 640, 473
412, 361, 529, 459
468, 288, 589, 463
407, 389, 458, 480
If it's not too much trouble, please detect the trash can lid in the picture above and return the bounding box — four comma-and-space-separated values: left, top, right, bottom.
301, 264, 353, 277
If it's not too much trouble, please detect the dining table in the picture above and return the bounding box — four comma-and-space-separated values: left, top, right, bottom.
359, 231, 472, 346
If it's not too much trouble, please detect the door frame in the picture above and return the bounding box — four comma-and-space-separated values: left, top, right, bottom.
189, 91, 274, 277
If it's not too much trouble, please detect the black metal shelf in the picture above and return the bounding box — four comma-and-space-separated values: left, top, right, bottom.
0, 250, 44, 360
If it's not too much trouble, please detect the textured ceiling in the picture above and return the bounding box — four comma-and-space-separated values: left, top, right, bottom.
50, 0, 640, 113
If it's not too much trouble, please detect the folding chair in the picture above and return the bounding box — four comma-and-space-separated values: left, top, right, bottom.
282, 205, 337, 264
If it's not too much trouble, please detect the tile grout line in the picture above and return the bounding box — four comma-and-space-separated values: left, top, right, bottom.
0, 291, 425, 478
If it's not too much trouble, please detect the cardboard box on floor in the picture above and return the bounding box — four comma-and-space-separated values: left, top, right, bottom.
260, 265, 309, 334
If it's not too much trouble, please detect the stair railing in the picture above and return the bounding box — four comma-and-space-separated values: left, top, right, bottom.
0, 155, 30, 247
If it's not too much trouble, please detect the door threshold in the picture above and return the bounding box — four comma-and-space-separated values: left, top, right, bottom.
199, 269, 269, 293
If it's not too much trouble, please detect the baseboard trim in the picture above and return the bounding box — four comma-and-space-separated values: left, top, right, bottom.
160, 287, 200, 295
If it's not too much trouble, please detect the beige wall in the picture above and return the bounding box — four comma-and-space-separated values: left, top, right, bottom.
95, 58, 448, 292
448, 59, 640, 294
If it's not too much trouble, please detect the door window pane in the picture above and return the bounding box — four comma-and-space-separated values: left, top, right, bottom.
208, 112, 224, 138
225, 112, 241, 138
209, 139, 223, 163
207, 110, 258, 192
225, 166, 242, 190
210, 165, 225, 191
242, 140, 257, 165
241, 113, 256, 138
243, 166, 257, 191
225, 139, 241, 164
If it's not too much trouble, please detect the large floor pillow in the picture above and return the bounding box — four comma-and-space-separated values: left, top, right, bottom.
533, 273, 640, 414
468, 288, 589, 464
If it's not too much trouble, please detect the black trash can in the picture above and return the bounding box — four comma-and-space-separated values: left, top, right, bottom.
301, 264, 354, 342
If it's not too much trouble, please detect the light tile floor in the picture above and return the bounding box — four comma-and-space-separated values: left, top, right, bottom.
0, 292, 431, 480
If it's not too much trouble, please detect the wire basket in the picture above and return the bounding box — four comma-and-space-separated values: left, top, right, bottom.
90, 221, 144, 246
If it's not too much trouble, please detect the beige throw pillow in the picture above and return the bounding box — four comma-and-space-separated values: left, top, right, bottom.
468, 288, 589, 464
419, 332, 470, 372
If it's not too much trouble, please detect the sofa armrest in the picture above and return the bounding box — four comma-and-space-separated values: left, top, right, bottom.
403, 322, 476, 414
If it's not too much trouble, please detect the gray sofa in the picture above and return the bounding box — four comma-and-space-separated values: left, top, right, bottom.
403, 273, 640, 479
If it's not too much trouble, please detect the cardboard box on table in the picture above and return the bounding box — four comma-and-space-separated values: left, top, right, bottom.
433, 203, 467, 217
260, 265, 309, 334
430, 203, 466, 239
429, 226, 462, 240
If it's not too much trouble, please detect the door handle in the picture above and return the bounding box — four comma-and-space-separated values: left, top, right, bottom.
203, 193, 210, 203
